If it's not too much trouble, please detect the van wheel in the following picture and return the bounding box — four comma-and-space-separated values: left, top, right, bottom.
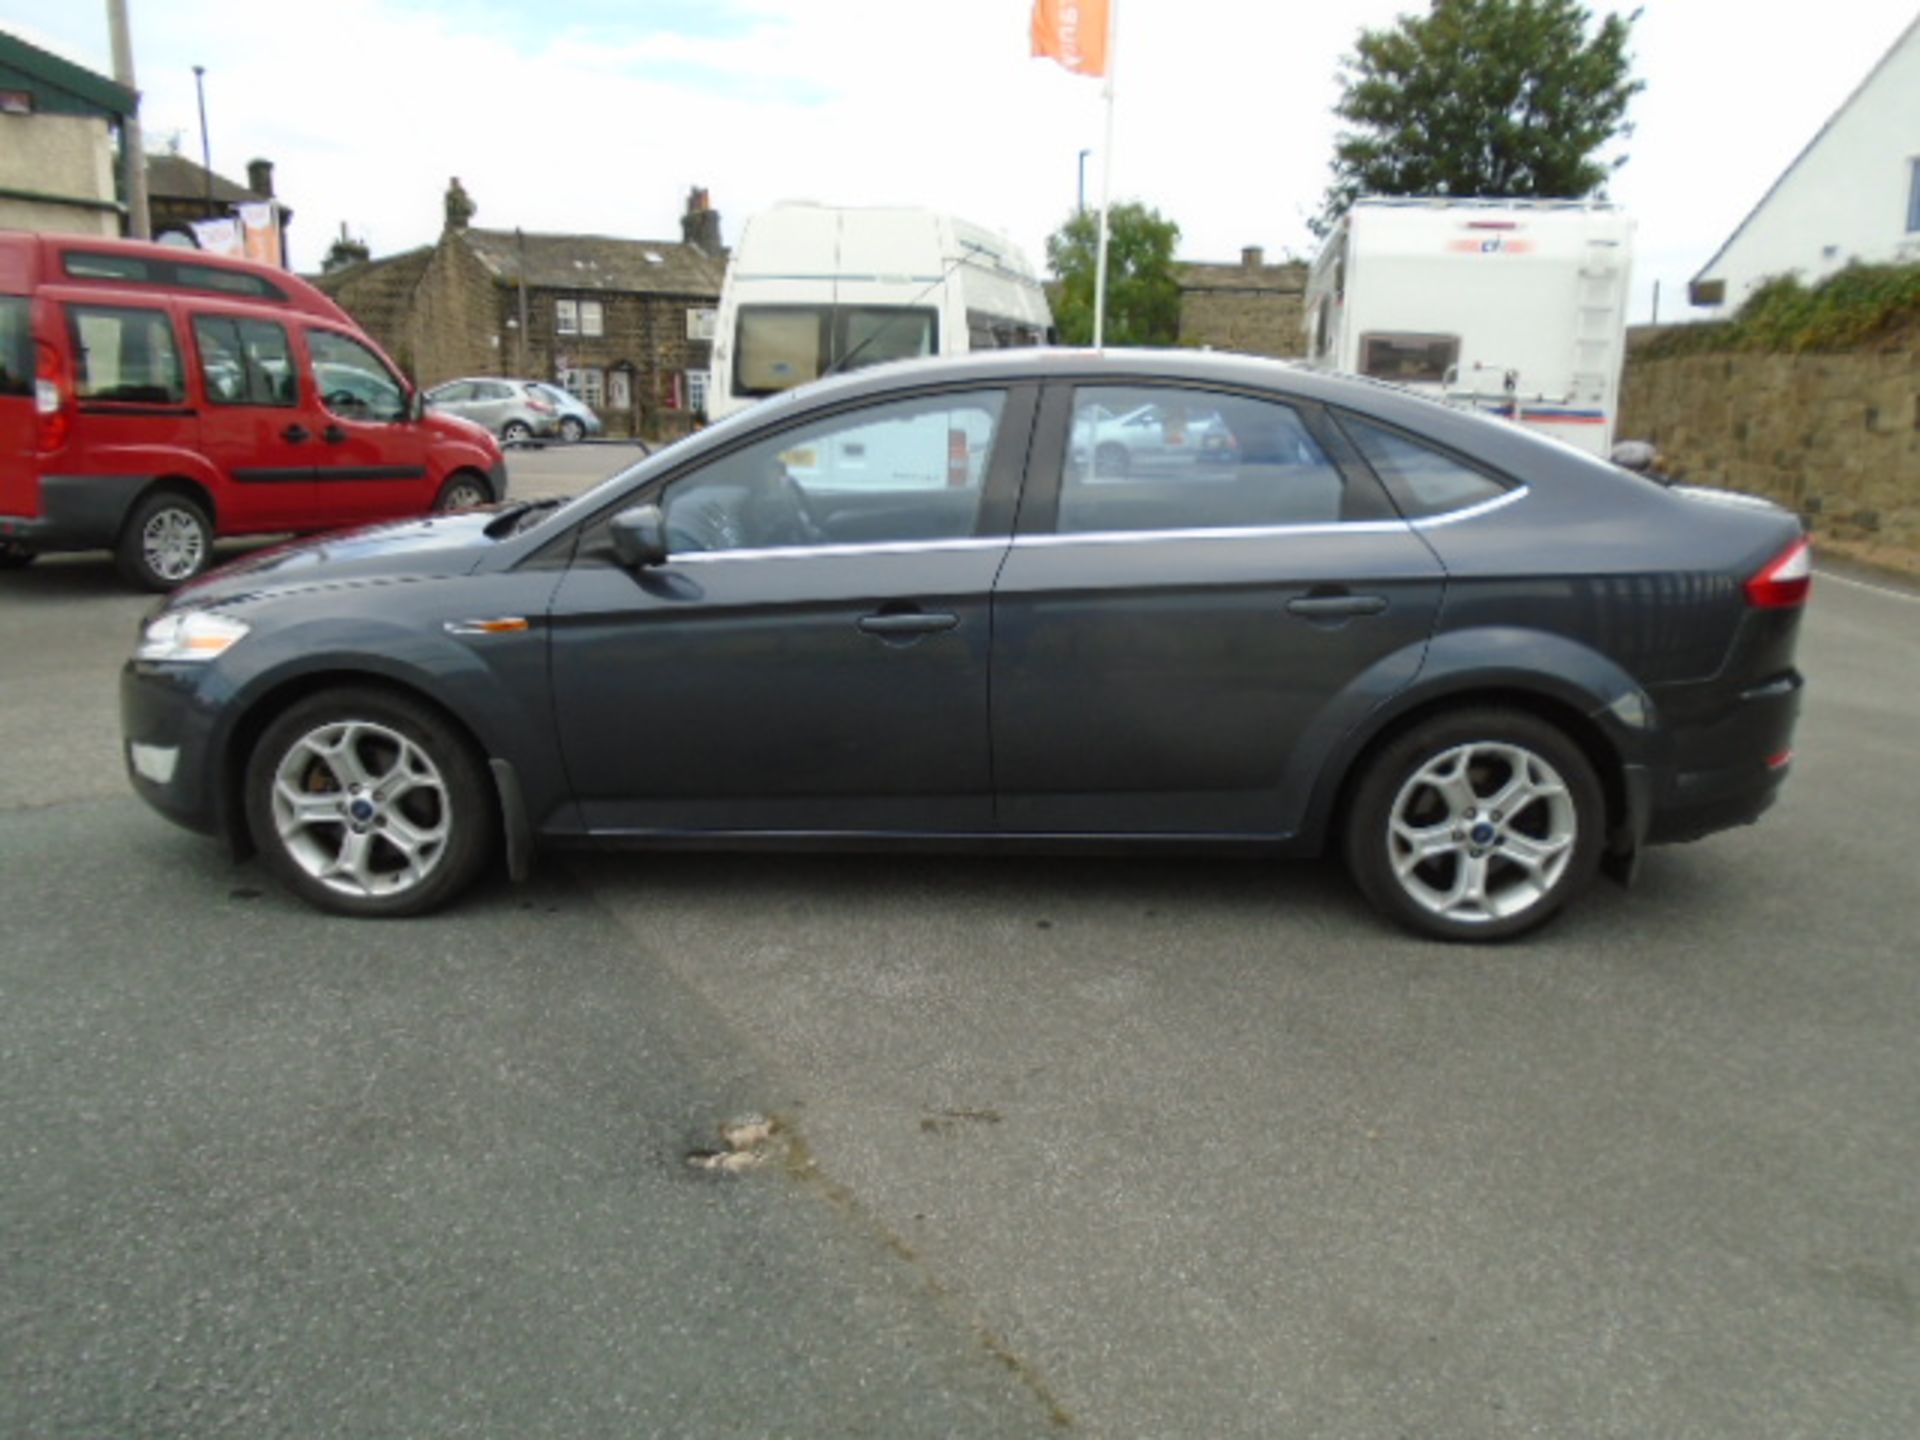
1343, 708, 1603, 942
245, 687, 494, 917
0, 540, 36, 570
433, 472, 492, 512
117, 491, 213, 591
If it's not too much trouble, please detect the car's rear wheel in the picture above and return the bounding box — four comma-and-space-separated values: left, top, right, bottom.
116, 490, 212, 591
1344, 708, 1603, 942
0, 540, 36, 570
245, 688, 495, 917
433, 472, 491, 512
501, 420, 532, 443
558, 416, 586, 443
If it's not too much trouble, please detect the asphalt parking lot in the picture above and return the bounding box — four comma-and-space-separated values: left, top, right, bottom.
3, 448, 1917, 1437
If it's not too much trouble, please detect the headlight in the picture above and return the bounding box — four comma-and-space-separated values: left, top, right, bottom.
136, 610, 251, 663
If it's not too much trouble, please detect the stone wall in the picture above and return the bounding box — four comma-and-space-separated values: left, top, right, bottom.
0, 112, 119, 238
1176, 253, 1309, 358
1618, 324, 1920, 570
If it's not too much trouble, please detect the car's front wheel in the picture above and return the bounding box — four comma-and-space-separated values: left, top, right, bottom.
558, 416, 586, 443
1344, 708, 1604, 942
433, 471, 492, 512
117, 490, 213, 591
245, 688, 495, 917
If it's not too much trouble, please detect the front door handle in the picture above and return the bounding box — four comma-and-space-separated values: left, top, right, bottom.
858, 611, 959, 637
281, 424, 310, 443
322, 424, 347, 444
1286, 593, 1388, 620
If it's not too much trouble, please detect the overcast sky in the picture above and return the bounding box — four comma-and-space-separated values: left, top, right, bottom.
8, 0, 1917, 324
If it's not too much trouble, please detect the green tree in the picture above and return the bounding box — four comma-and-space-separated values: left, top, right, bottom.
1318, 0, 1642, 233
1045, 202, 1182, 346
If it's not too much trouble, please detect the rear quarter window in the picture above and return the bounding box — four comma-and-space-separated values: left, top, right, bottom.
67, 304, 186, 405
0, 296, 29, 398
1335, 412, 1510, 519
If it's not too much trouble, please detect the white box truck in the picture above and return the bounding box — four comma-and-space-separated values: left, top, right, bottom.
707, 203, 1052, 421
1302, 198, 1634, 457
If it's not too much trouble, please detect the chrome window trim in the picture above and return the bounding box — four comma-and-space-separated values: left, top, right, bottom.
1408, 485, 1531, 528
1014, 521, 1410, 549
668, 536, 1009, 565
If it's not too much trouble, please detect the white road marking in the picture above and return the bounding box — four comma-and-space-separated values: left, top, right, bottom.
1815, 569, 1920, 605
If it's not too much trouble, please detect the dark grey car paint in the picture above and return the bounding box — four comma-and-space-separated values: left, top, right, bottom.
126, 348, 1806, 867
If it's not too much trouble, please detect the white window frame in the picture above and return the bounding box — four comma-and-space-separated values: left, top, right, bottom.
564, 365, 605, 409
687, 306, 717, 341
580, 299, 604, 337
687, 368, 709, 416
555, 299, 578, 336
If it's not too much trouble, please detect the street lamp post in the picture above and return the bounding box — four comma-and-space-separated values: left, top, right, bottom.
1077, 148, 1091, 214
192, 65, 211, 214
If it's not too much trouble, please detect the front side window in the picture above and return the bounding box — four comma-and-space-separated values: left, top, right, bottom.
1060, 386, 1355, 533
556, 299, 578, 335
734, 305, 939, 398
193, 315, 296, 407
1336, 413, 1510, 519
0, 296, 29, 398
661, 389, 1004, 554
306, 328, 405, 421
67, 304, 185, 404
1360, 333, 1460, 385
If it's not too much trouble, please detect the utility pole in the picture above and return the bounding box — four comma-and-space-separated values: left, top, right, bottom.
106, 0, 150, 238
192, 65, 212, 213
1077, 148, 1090, 214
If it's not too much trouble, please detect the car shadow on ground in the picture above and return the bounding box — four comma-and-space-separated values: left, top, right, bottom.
0, 542, 285, 603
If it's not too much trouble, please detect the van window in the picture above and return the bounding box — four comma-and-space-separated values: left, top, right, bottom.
734, 305, 938, 397
966, 310, 1045, 349
194, 315, 297, 407
62, 252, 288, 301
67, 305, 185, 405
1359, 333, 1460, 385
307, 328, 406, 422
0, 297, 29, 398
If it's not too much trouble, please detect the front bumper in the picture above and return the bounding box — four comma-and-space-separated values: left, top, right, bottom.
120, 660, 228, 837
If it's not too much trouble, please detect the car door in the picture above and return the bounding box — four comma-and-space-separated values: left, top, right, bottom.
188, 308, 316, 530
302, 325, 432, 526
546, 384, 1035, 833
990, 381, 1447, 837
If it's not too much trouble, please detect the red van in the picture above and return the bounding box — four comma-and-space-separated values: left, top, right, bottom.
0, 232, 505, 589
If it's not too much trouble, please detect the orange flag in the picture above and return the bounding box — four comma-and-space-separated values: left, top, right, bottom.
1031, 0, 1109, 78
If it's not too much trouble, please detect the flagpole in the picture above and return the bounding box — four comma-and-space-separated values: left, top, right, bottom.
1091, 0, 1118, 349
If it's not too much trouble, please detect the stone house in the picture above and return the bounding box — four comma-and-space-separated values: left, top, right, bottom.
316, 186, 727, 440
0, 30, 136, 238
146, 151, 292, 261
1176, 246, 1309, 357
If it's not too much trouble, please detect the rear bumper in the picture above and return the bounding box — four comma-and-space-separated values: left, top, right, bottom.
1645, 670, 1802, 845
0, 473, 149, 552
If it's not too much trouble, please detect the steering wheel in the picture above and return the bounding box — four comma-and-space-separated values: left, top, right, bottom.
663, 498, 742, 554
738, 466, 824, 547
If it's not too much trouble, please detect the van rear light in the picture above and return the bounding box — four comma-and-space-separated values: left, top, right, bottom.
34, 339, 71, 453
1745, 537, 1811, 609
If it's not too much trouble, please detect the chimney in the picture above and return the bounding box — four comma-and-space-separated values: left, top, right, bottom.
247, 158, 275, 198
1241, 245, 1264, 270
681, 186, 723, 256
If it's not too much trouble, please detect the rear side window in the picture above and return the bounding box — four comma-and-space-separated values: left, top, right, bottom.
1337, 414, 1510, 519
67, 304, 185, 405
0, 297, 29, 398
194, 315, 297, 407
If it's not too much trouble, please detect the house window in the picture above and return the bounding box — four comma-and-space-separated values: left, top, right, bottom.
687, 307, 717, 341
580, 299, 604, 337
556, 299, 578, 335
564, 366, 605, 409
687, 368, 709, 417
1908, 158, 1920, 233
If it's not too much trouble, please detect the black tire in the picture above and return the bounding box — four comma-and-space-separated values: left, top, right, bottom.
1094, 441, 1130, 478
244, 687, 496, 918
558, 416, 586, 443
0, 540, 37, 570
1343, 707, 1604, 943
116, 490, 213, 592
501, 420, 532, 443
433, 471, 492, 512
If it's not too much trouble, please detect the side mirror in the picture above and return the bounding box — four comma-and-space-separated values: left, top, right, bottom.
610, 503, 669, 568
407, 387, 425, 423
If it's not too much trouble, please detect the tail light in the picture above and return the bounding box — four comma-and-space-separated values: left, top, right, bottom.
34, 339, 71, 453
527, 397, 554, 414
1745, 537, 1812, 609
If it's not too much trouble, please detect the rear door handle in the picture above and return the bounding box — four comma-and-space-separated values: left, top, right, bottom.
322, 424, 347, 444
1286, 593, 1388, 619
281, 424, 310, 443
858, 611, 959, 637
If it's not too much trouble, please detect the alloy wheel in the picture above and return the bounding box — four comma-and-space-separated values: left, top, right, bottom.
270, 719, 451, 900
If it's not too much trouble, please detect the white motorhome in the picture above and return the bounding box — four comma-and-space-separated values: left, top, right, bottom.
707, 203, 1052, 421
1303, 198, 1634, 456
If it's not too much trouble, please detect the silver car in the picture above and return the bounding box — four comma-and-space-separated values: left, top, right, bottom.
530, 383, 604, 443
423, 377, 559, 442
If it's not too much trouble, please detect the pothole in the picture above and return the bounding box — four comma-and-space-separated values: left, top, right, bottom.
685, 1112, 783, 1174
